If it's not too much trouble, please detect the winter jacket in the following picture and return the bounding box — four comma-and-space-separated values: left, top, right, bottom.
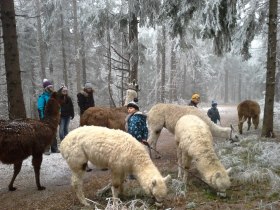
127, 111, 148, 142
207, 106, 221, 124
60, 95, 74, 119
77, 90, 95, 115
37, 91, 52, 119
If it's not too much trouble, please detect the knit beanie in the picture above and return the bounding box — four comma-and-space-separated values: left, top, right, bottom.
84, 82, 93, 89
43, 79, 53, 89
127, 98, 139, 110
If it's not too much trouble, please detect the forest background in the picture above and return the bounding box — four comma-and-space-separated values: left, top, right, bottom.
0, 0, 279, 135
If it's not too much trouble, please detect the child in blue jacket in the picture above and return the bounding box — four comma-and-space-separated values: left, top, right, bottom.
126, 99, 148, 142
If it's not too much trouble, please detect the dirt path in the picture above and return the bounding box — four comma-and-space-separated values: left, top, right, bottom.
1, 105, 267, 210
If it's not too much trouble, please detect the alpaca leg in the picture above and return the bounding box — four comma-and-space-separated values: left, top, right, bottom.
8, 161, 23, 191
148, 128, 162, 159
247, 117, 252, 131
177, 146, 183, 179
32, 155, 45, 190
71, 171, 89, 206
238, 121, 244, 134
111, 172, 124, 201
183, 154, 192, 185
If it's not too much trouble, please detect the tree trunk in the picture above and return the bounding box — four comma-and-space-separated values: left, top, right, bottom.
261, 0, 278, 137
169, 41, 177, 102
35, 0, 46, 80
0, 0, 27, 119
128, 13, 138, 83
156, 28, 161, 102
72, 0, 81, 91
60, 4, 68, 87
224, 68, 229, 103
106, 0, 115, 107
81, 30, 86, 85
160, 26, 166, 103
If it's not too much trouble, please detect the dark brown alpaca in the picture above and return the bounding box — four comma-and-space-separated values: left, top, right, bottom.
80, 88, 137, 130
237, 100, 261, 134
0, 92, 60, 191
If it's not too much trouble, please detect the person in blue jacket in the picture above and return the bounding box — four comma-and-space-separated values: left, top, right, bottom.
37, 79, 60, 154
126, 99, 148, 143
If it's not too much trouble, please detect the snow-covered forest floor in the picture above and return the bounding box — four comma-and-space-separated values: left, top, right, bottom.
1, 103, 280, 209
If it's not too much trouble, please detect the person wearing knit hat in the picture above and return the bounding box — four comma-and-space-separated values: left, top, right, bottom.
37, 79, 60, 154
207, 100, 221, 124
126, 98, 148, 143
188, 93, 200, 107
58, 85, 74, 143
77, 82, 95, 115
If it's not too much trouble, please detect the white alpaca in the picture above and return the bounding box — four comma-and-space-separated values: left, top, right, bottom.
175, 115, 231, 193
60, 126, 170, 206
147, 103, 238, 157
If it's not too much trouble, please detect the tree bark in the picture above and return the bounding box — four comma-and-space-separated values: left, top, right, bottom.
0, 0, 27, 119
261, 0, 278, 137
128, 13, 138, 83
160, 26, 166, 103
35, 0, 46, 80
72, 0, 81, 91
60, 3, 68, 87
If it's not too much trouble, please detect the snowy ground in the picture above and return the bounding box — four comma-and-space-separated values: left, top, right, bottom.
1, 102, 280, 209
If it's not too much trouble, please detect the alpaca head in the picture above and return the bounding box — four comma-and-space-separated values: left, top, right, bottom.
149, 175, 171, 206
229, 125, 239, 143
209, 168, 231, 194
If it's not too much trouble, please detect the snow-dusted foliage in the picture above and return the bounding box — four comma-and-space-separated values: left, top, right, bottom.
216, 135, 280, 194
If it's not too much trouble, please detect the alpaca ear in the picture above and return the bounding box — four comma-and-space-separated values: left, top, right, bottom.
163, 174, 171, 183
152, 179, 157, 187
226, 167, 232, 174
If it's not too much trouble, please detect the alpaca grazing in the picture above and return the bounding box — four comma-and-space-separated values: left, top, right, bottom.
175, 115, 231, 194
147, 103, 239, 157
80, 88, 137, 130
60, 126, 170, 206
0, 92, 60, 191
237, 100, 260, 134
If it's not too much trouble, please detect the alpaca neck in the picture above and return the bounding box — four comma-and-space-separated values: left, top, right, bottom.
196, 153, 223, 180
209, 123, 231, 138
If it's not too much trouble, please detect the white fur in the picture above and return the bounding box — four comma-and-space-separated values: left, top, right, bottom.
124, 89, 137, 106
147, 103, 238, 157
60, 126, 170, 206
175, 115, 231, 192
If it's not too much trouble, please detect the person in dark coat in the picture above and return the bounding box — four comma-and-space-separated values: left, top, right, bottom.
58, 85, 74, 141
126, 99, 148, 142
77, 82, 95, 115
189, 93, 200, 107
207, 100, 221, 124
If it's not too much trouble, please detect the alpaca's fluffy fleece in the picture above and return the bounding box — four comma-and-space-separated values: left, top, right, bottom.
60, 126, 170, 206
175, 115, 231, 192
147, 103, 238, 157
237, 100, 260, 134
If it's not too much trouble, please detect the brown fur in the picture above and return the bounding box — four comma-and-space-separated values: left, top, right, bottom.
237, 100, 260, 134
79, 88, 137, 130
80, 106, 127, 130
0, 92, 61, 191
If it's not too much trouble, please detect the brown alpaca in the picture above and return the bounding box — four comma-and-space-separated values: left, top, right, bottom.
237, 100, 260, 134
0, 92, 61, 191
80, 88, 137, 130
